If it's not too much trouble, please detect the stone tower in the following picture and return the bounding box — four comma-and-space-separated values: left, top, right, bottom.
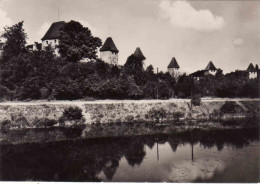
167, 57, 180, 78
247, 63, 257, 79
205, 61, 217, 75
99, 37, 119, 65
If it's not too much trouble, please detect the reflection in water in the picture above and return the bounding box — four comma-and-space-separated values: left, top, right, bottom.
0, 128, 259, 182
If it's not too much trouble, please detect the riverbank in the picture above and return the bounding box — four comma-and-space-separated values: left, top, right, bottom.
0, 98, 259, 130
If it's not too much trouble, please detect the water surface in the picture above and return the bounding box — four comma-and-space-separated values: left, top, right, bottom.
0, 128, 259, 182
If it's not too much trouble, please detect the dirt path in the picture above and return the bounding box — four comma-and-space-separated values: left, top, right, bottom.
0, 98, 259, 106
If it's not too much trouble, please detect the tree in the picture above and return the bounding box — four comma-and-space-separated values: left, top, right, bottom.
1, 21, 27, 61
124, 54, 144, 72
146, 65, 154, 74
58, 20, 102, 62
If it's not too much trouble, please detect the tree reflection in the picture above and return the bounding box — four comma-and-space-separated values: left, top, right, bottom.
0, 128, 258, 181
125, 141, 146, 167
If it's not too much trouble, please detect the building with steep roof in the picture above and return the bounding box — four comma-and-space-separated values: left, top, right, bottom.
205, 61, 217, 75
100, 37, 119, 65
190, 70, 208, 81
133, 47, 146, 61
247, 63, 258, 79
190, 61, 218, 80
41, 21, 65, 56
167, 57, 180, 78
26, 42, 42, 52
0, 42, 4, 57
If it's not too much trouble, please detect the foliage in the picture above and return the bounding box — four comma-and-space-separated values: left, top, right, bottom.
146, 108, 167, 122
0, 21, 259, 101
191, 95, 201, 106
34, 118, 57, 128
0, 119, 12, 129
58, 20, 102, 62
62, 106, 83, 121
172, 111, 184, 120
1, 21, 27, 61
220, 101, 237, 113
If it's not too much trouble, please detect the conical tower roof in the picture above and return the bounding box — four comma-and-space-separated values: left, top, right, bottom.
167, 57, 180, 68
205, 61, 217, 71
100, 37, 119, 53
247, 63, 256, 72
41, 21, 65, 40
133, 47, 146, 60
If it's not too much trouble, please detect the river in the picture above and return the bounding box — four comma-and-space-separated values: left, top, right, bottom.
0, 126, 259, 182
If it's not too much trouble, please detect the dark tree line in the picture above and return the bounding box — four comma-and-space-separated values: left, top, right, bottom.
0, 21, 259, 101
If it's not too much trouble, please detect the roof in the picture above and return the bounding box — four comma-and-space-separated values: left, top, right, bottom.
205, 61, 217, 71
133, 47, 146, 60
190, 70, 207, 77
41, 21, 65, 40
26, 44, 33, 49
167, 57, 180, 68
34, 42, 42, 50
99, 37, 119, 53
247, 63, 256, 72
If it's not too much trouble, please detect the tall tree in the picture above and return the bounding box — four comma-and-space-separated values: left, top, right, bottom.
1, 21, 27, 61
124, 54, 144, 72
58, 20, 102, 62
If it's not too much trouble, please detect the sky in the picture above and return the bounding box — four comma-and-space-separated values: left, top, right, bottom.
0, 0, 259, 74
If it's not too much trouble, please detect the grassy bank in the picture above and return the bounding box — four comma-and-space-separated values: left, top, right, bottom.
0, 98, 259, 130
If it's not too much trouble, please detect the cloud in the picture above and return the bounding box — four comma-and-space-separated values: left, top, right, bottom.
233, 38, 243, 46
0, 7, 12, 33
159, 0, 225, 31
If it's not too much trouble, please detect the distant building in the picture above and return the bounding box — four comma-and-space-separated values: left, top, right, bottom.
190, 61, 218, 80
26, 42, 42, 51
41, 21, 65, 56
247, 63, 258, 79
133, 47, 146, 61
0, 36, 5, 57
0, 42, 4, 57
167, 57, 180, 78
99, 37, 119, 65
190, 70, 208, 81
205, 61, 217, 75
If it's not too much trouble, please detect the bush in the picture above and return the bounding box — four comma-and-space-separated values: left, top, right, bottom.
172, 111, 184, 120
15, 116, 29, 128
220, 101, 237, 113
62, 106, 83, 121
191, 95, 201, 106
34, 118, 57, 128
125, 115, 134, 122
0, 119, 11, 129
146, 108, 167, 122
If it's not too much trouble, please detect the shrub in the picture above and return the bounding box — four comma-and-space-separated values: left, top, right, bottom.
0, 119, 12, 129
220, 101, 237, 113
42, 119, 57, 127
15, 116, 29, 128
34, 118, 57, 127
125, 115, 134, 122
58, 116, 65, 126
172, 111, 184, 120
191, 95, 201, 106
62, 106, 83, 121
146, 108, 167, 122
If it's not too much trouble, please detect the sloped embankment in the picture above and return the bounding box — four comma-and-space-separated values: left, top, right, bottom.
0, 99, 259, 129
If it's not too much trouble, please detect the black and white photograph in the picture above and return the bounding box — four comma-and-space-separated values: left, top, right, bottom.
0, 0, 259, 183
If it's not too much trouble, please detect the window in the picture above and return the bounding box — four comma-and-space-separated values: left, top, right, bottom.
46, 41, 48, 44
54, 39, 56, 43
